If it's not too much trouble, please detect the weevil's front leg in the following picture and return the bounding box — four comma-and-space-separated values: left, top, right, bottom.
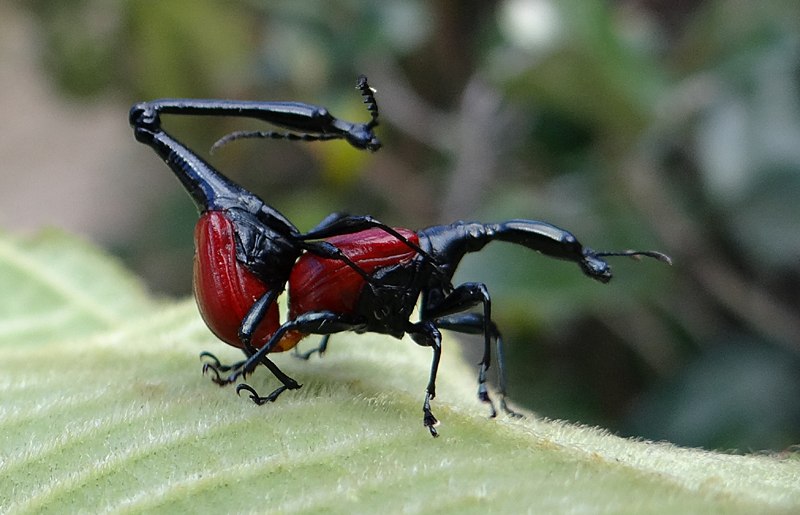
408, 321, 443, 437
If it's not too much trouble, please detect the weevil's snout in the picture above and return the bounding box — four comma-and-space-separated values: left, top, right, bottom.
580, 248, 673, 283
366, 135, 382, 152
580, 251, 613, 283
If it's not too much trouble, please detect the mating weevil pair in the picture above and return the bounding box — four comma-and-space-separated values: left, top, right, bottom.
130, 76, 671, 437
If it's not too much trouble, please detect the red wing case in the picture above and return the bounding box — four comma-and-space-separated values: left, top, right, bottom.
288, 228, 419, 318
193, 210, 280, 349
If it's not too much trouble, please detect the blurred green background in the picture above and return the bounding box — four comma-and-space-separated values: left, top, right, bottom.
3, 0, 800, 453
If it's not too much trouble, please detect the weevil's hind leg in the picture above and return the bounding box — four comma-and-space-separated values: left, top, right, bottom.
236, 375, 297, 405
409, 320, 443, 437
293, 335, 331, 360
435, 313, 521, 419
229, 310, 360, 405
494, 327, 522, 418
236, 383, 288, 405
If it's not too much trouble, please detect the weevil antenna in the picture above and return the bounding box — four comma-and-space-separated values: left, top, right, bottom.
356, 75, 380, 130
593, 250, 673, 265
210, 130, 342, 154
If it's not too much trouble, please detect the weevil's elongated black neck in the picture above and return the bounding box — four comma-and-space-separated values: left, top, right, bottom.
130, 100, 273, 213
129, 94, 382, 214
146, 128, 258, 212
419, 220, 585, 277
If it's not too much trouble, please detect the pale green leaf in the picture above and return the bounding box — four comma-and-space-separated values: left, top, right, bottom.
1, 230, 798, 514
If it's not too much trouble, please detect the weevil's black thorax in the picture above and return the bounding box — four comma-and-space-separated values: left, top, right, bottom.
223, 205, 303, 290
419, 219, 587, 269
354, 256, 428, 338
417, 222, 490, 280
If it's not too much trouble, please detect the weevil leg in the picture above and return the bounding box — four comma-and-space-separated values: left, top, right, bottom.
204, 289, 288, 388
293, 335, 331, 360
199, 290, 280, 387
423, 393, 439, 437
238, 290, 280, 350
434, 313, 521, 418
200, 351, 248, 373
422, 283, 496, 415
409, 320, 442, 437
223, 353, 302, 403
423, 283, 521, 419
236, 383, 291, 405
234, 351, 303, 405
226, 311, 362, 403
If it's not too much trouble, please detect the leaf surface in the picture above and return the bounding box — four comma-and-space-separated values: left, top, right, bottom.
1, 230, 798, 514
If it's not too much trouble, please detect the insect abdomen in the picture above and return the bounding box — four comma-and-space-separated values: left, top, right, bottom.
288, 228, 419, 318
193, 210, 281, 349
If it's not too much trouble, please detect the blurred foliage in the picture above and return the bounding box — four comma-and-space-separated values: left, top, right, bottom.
19, 0, 800, 452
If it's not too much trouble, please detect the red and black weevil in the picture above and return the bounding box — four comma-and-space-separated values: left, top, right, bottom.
130, 77, 671, 436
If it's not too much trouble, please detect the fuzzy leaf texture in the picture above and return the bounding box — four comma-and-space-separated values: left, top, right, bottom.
1, 229, 798, 515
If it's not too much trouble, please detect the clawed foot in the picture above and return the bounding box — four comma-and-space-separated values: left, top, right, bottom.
423, 408, 439, 437
199, 351, 245, 372
202, 364, 243, 386
200, 352, 247, 386
478, 384, 498, 418
236, 383, 300, 405
500, 397, 523, 418
478, 384, 522, 419
422, 392, 439, 437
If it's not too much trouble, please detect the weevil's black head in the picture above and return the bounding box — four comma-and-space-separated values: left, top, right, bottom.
129, 102, 160, 144
579, 250, 613, 283
345, 123, 381, 152
581, 249, 672, 283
